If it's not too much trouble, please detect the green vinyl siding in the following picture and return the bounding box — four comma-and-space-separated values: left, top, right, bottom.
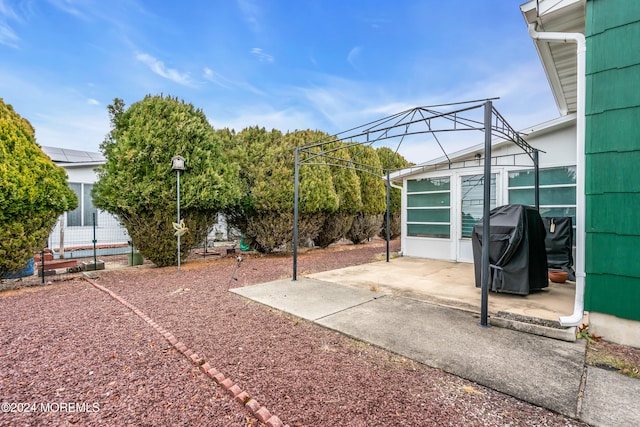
586, 64, 640, 114
586, 107, 640, 153
586, 151, 640, 193
587, 194, 640, 235
587, 0, 640, 34
407, 177, 450, 238
584, 274, 640, 321
586, 233, 640, 278
588, 21, 640, 71
584, 0, 640, 321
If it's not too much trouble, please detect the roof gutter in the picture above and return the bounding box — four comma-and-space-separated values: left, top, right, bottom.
527, 23, 586, 327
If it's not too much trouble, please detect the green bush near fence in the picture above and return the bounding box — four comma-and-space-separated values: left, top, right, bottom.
0, 98, 78, 276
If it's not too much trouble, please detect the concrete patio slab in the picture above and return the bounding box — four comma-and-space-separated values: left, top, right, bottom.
230, 277, 383, 321
308, 256, 576, 322
316, 294, 585, 417
580, 366, 640, 427
232, 257, 639, 425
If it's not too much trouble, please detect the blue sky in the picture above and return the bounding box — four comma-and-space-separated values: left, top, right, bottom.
0, 0, 558, 163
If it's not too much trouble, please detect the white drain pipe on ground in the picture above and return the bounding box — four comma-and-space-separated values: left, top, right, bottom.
527, 23, 586, 327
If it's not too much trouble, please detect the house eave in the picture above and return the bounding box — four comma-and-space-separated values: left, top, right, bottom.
520, 0, 585, 116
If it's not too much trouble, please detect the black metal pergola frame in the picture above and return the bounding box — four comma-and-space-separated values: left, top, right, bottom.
292, 99, 542, 326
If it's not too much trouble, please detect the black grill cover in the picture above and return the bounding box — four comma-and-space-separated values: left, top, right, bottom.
542, 216, 574, 280
472, 204, 548, 295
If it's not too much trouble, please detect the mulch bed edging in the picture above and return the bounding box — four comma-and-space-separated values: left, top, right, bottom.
83, 275, 288, 427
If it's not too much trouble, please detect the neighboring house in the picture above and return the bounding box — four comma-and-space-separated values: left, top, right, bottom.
41, 146, 130, 256
392, 0, 640, 347
42, 146, 230, 256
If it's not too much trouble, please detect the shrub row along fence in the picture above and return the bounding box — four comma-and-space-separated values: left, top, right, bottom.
1, 213, 132, 289
1, 212, 236, 290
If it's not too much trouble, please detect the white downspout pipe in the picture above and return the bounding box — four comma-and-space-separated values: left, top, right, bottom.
528, 23, 586, 327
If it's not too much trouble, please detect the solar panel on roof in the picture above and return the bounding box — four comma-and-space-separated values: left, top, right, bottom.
40, 146, 105, 163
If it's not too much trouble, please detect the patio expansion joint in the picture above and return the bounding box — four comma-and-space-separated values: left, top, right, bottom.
313, 294, 387, 321
81, 276, 289, 427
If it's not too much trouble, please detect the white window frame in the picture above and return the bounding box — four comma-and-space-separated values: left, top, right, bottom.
67, 182, 97, 227
406, 177, 451, 239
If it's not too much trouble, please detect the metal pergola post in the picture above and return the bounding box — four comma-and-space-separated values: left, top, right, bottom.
386, 169, 391, 262
177, 169, 181, 272
480, 100, 492, 328
293, 148, 300, 281
534, 149, 540, 211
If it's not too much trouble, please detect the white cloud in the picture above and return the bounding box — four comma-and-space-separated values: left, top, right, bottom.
250, 47, 274, 63
203, 67, 230, 89
237, 0, 260, 32
276, 58, 559, 164
295, 76, 385, 131
87, 98, 100, 105
0, 0, 19, 48
208, 104, 317, 134
0, 22, 18, 47
45, 0, 89, 20
363, 17, 390, 30
0, 0, 18, 19
347, 46, 361, 68
136, 53, 195, 87
33, 110, 109, 153
202, 67, 265, 95
436, 61, 560, 130
0, 67, 108, 152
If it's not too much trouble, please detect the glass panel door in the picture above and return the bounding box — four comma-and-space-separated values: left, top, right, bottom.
461, 174, 496, 238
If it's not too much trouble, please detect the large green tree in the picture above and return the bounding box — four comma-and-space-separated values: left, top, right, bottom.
93, 95, 241, 266
377, 147, 412, 239
223, 128, 339, 252
0, 98, 77, 276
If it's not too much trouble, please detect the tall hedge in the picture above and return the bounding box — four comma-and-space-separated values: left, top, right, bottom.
314, 142, 363, 248
0, 98, 77, 276
346, 144, 386, 244
223, 128, 339, 252
92, 95, 241, 266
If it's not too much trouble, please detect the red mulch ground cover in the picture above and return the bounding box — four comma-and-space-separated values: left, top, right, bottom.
1, 239, 586, 426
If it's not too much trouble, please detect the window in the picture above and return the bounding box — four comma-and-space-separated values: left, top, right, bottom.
508, 166, 576, 241
461, 174, 496, 238
407, 177, 450, 238
67, 183, 97, 227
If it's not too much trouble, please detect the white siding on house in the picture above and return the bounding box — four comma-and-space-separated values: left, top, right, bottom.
43, 146, 234, 256
47, 164, 130, 252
